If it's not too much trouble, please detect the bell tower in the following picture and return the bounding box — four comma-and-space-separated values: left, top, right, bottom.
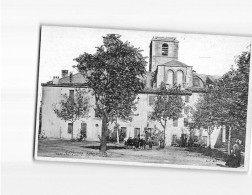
149, 37, 179, 72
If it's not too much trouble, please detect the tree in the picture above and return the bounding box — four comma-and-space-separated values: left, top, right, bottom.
214, 50, 250, 154
192, 85, 219, 148
109, 98, 139, 144
232, 51, 250, 142
74, 34, 147, 153
53, 88, 90, 139
183, 105, 197, 143
150, 83, 184, 148
214, 69, 238, 153
144, 125, 163, 146
192, 50, 250, 152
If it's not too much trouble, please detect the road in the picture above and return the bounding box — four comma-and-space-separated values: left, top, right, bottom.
37, 139, 230, 167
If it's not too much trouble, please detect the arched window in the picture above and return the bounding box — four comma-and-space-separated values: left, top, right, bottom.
162, 43, 168, 56
193, 78, 200, 86
167, 70, 174, 87
177, 70, 184, 86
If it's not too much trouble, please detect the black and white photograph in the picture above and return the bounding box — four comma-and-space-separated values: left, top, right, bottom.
34, 26, 252, 171
2, 1, 252, 194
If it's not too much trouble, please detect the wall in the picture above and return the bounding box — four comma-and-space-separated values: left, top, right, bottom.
150, 39, 179, 71
42, 86, 102, 140
156, 65, 193, 88
42, 86, 203, 146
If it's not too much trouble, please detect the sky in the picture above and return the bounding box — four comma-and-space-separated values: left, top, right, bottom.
39, 25, 252, 85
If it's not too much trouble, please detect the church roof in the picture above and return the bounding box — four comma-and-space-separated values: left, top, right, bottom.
159, 60, 192, 67
151, 37, 179, 42
196, 74, 221, 83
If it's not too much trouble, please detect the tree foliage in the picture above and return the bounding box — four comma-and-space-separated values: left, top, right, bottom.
150, 82, 184, 147
74, 34, 147, 152
53, 88, 90, 139
216, 51, 250, 144
192, 85, 220, 148
192, 50, 250, 150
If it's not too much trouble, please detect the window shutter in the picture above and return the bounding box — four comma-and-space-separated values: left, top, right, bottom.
173, 119, 178, 127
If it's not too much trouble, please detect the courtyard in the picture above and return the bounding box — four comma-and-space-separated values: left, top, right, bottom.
37, 139, 244, 168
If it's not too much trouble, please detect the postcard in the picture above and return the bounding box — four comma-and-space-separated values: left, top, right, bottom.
34, 26, 252, 172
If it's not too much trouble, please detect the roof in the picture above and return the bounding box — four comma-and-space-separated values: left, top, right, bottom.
41, 83, 88, 88
196, 74, 221, 83
141, 88, 192, 95
185, 87, 207, 93
159, 60, 192, 67
59, 72, 86, 84
151, 37, 179, 43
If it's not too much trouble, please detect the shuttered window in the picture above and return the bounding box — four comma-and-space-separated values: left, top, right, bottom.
149, 95, 156, 106
185, 95, 190, 103
184, 118, 188, 126
68, 123, 73, 134
173, 119, 178, 127
69, 90, 74, 99
184, 107, 189, 115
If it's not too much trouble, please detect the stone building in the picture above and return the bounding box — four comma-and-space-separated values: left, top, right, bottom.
40, 37, 226, 148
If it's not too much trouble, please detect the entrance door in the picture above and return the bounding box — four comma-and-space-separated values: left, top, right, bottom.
68, 123, 73, 134
172, 134, 177, 145
134, 128, 140, 138
202, 136, 207, 146
120, 127, 127, 141
81, 123, 87, 138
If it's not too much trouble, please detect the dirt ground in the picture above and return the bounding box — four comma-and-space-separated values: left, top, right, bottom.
37, 139, 239, 168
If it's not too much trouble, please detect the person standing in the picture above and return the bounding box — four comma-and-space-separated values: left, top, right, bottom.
233, 139, 242, 167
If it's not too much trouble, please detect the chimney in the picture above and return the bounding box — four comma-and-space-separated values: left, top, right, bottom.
52, 76, 60, 84
61, 70, 68, 78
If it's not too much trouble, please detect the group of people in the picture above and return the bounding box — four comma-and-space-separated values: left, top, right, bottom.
124, 133, 153, 149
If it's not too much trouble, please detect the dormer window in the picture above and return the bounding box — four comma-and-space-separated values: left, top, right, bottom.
193, 78, 200, 87
162, 43, 168, 56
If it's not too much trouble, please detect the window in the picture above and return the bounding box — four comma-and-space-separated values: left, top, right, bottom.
173, 119, 178, 127
184, 107, 189, 115
134, 128, 140, 138
167, 70, 174, 86
69, 90, 74, 99
177, 70, 184, 86
68, 123, 73, 134
185, 95, 190, 103
81, 123, 87, 138
162, 43, 168, 56
172, 135, 177, 145
193, 78, 200, 87
149, 95, 156, 106
184, 118, 188, 126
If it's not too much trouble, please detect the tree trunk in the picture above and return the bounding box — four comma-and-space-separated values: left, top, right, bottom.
228, 125, 232, 155
163, 126, 166, 148
207, 127, 211, 148
71, 122, 74, 140
100, 115, 107, 154
116, 127, 119, 144
208, 133, 211, 148
116, 118, 119, 144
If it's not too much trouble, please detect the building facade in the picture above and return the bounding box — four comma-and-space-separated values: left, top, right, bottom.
40, 37, 226, 148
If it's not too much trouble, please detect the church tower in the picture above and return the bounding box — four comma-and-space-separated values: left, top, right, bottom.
149, 37, 179, 72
